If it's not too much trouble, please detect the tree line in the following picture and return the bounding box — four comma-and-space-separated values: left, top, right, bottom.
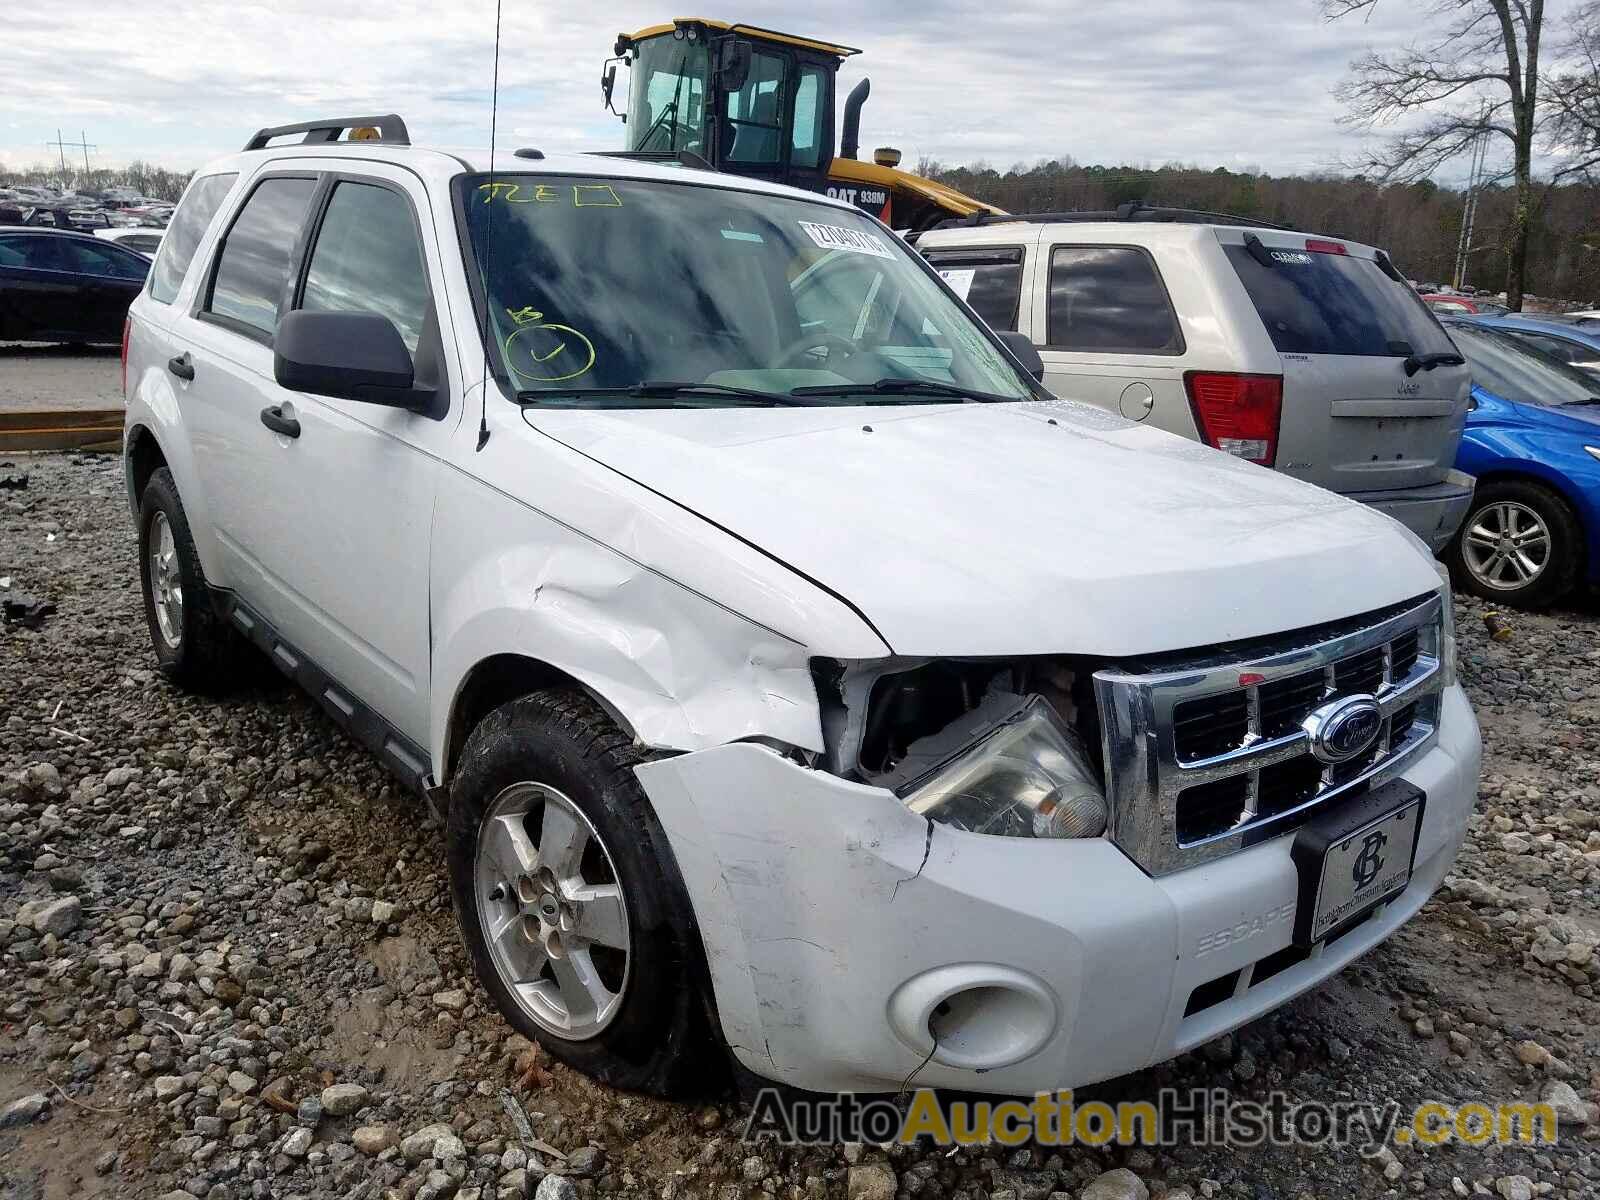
0, 161, 195, 204
922, 157, 1600, 304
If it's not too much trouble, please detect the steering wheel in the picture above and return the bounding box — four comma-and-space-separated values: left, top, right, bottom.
774, 330, 858, 370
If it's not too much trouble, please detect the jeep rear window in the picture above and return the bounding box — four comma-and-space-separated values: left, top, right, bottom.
1223, 243, 1455, 358
922, 248, 1023, 332
149, 172, 237, 304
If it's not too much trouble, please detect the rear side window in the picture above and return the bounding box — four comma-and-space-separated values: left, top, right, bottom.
300, 182, 431, 355
149, 172, 237, 304
924, 249, 1023, 332
1223, 243, 1456, 357
1046, 246, 1182, 353
0, 235, 57, 269
206, 177, 318, 338
61, 240, 148, 280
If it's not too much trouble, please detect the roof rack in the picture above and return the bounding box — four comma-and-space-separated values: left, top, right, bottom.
242, 114, 411, 152
931, 200, 1292, 233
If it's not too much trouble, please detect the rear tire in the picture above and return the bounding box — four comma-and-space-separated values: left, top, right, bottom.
447, 690, 711, 1096
1447, 479, 1583, 608
138, 467, 244, 692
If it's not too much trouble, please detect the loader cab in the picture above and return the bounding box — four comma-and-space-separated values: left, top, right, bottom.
608, 19, 855, 197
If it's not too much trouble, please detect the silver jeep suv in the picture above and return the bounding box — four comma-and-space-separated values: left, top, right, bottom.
919, 206, 1475, 551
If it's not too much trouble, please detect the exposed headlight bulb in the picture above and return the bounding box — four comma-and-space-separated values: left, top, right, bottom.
903, 698, 1108, 839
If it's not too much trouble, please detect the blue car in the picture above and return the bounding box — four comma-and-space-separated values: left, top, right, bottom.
1442, 318, 1600, 607
1461, 311, 1600, 380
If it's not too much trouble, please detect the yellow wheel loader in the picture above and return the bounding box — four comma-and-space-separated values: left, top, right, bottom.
602, 18, 1005, 232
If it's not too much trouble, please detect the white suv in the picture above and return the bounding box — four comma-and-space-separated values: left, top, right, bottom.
919, 207, 1477, 552
122, 116, 1480, 1098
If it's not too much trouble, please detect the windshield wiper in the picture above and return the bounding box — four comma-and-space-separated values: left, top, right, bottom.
789, 377, 1015, 403
1403, 351, 1466, 377
1559, 396, 1600, 406
517, 381, 806, 407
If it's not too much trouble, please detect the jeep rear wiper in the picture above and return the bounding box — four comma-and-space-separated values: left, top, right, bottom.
518, 381, 806, 407
789, 377, 1014, 403
1403, 351, 1466, 377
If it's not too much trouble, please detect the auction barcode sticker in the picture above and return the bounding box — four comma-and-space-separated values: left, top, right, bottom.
798, 221, 894, 260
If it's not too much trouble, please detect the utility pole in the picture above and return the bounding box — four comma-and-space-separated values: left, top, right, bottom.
45, 130, 97, 183
1453, 106, 1490, 291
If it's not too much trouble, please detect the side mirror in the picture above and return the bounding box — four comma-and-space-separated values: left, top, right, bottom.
996, 329, 1045, 383
601, 63, 620, 115
274, 310, 429, 409
718, 38, 752, 92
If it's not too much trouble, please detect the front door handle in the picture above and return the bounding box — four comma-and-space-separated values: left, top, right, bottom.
167, 353, 194, 381
260, 405, 301, 439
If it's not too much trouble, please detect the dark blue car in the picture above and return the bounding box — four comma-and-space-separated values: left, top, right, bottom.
0, 227, 150, 344
1461, 311, 1600, 379
1443, 317, 1600, 607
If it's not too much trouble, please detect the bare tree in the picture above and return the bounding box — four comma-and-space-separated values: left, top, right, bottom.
1324, 0, 1551, 307
1546, 2, 1600, 185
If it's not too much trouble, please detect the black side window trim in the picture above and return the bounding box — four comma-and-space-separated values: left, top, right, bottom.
1041, 242, 1186, 357
288, 170, 450, 422
922, 245, 1025, 267
196, 170, 323, 348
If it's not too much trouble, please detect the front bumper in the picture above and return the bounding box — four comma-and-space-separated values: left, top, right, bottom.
1350, 470, 1475, 554
635, 684, 1480, 1095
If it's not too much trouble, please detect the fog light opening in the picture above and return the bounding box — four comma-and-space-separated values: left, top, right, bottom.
888, 965, 1058, 1071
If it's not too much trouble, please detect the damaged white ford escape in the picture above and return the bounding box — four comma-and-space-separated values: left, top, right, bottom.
122, 116, 1481, 1097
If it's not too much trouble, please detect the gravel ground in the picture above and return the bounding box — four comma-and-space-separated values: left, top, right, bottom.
2, 452, 1599, 1200
0, 345, 123, 412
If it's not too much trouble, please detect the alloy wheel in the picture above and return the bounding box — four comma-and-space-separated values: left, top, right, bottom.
147, 511, 184, 648
474, 782, 631, 1040
1460, 500, 1551, 592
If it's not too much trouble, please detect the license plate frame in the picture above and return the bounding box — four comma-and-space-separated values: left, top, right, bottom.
1290, 779, 1424, 947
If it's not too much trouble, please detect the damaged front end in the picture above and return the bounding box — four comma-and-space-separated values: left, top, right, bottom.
811, 657, 1111, 840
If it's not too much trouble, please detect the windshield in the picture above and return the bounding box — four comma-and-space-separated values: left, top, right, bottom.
1447, 322, 1600, 406
1223, 244, 1457, 358
457, 174, 1036, 406
625, 37, 709, 155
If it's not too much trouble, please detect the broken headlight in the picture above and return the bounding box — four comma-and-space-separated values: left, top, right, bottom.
902, 697, 1108, 839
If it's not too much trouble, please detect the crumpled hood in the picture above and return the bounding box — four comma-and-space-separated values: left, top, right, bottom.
526, 398, 1442, 657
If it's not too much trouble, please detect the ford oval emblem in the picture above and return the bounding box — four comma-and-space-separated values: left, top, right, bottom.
1302, 695, 1383, 764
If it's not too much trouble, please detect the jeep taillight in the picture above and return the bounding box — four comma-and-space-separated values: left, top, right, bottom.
1184, 372, 1283, 467
121, 318, 130, 397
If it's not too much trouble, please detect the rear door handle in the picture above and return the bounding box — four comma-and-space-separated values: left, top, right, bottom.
260, 405, 301, 439
167, 353, 194, 381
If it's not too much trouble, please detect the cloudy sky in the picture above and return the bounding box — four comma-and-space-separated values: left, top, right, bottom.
0, 1, 1579, 179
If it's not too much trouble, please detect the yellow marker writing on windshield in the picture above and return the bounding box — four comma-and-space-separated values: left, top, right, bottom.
503, 308, 596, 384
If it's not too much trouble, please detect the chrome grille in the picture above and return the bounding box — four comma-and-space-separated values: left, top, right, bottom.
1094, 593, 1445, 875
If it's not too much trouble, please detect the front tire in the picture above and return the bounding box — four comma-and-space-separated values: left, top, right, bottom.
1447, 479, 1583, 608
447, 690, 710, 1095
138, 467, 244, 691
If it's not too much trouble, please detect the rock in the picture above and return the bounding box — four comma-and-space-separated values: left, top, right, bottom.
535, 1175, 579, 1200
104, 766, 137, 788
1447, 1031, 1472, 1056
1412, 1015, 1435, 1037
1081, 1170, 1150, 1200
433, 989, 469, 1013
1514, 1040, 1553, 1068
226, 1070, 257, 1095
500, 1169, 528, 1198
0, 1093, 49, 1127
280, 1127, 313, 1158
353, 1124, 396, 1154
565, 1145, 604, 1178
1542, 1079, 1593, 1124
28, 895, 81, 937
153, 1075, 186, 1101
372, 899, 400, 923
1494, 1177, 1534, 1200
320, 1082, 369, 1116
47, 866, 83, 893
403, 1122, 461, 1163
297, 1096, 323, 1126
847, 1163, 898, 1200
